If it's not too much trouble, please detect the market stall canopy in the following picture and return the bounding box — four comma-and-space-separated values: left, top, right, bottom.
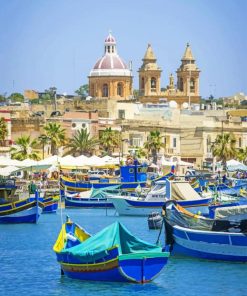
0, 156, 22, 167
0, 166, 20, 177
38, 155, 62, 166
227, 159, 247, 172
176, 160, 194, 167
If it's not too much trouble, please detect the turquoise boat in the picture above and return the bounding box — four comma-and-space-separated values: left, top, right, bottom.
53, 217, 170, 283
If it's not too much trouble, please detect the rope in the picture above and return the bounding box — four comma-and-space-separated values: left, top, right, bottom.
155, 217, 164, 246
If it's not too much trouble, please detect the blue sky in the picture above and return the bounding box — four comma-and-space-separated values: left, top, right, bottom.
0, 0, 246, 98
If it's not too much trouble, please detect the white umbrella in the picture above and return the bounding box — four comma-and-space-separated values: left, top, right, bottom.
19, 159, 40, 167
226, 159, 242, 167
0, 166, 20, 177
38, 155, 61, 166
176, 160, 194, 166
0, 156, 22, 167
60, 155, 78, 167
75, 155, 90, 166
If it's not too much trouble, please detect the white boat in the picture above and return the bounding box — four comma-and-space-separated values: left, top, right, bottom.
108, 180, 212, 216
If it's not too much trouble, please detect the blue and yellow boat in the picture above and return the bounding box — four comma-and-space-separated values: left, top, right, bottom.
53, 217, 170, 283
0, 186, 43, 223
42, 196, 59, 213
60, 164, 148, 192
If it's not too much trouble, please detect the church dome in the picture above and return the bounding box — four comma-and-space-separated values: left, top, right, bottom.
89, 33, 131, 77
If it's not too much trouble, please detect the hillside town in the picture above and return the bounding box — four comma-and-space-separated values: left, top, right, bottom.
0, 33, 247, 172
1, 1, 247, 295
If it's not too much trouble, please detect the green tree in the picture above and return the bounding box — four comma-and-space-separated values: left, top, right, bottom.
100, 127, 120, 156
43, 87, 57, 109
237, 147, 247, 164
211, 133, 237, 166
133, 89, 139, 99
43, 122, 66, 155
0, 118, 8, 145
9, 93, 24, 103
0, 94, 7, 103
65, 128, 98, 156
144, 130, 164, 164
10, 135, 40, 160
38, 134, 51, 159
134, 147, 148, 159
75, 84, 89, 97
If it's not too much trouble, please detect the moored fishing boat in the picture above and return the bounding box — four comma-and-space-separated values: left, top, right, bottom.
53, 217, 170, 283
60, 163, 148, 192
108, 180, 212, 216
64, 187, 118, 208
0, 183, 43, 223
164, 201, 247, 262
42, 196, 59, 213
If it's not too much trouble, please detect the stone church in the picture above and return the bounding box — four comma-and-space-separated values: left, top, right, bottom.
88, 33, 200, 105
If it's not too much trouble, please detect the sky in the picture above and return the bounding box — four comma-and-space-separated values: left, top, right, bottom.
0, 0, 246, 98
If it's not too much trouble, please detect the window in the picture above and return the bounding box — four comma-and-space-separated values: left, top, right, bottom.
141, 77, 145, 89
90, 83, 94, 96
151, 77, 156, 91
118, 110, 125, 119
239, 137, 242, 148
207, 135, 211, 153
107, 46, 110, 53
129, 137, 141, 147
179, 78, 183, 91
117, 83, 123, 97
173, 138, 177, 148
71, 123, 76, 128
102, 84, 108, 97
190, 78, 195, 92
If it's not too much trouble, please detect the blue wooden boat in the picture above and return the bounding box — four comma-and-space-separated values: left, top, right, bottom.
53, 217, 170, 283
0, 190, 43, 223
61, 164, 148, 192
42, 196, 59, 213
164, 201, 247, 262
64, 187, 117, 208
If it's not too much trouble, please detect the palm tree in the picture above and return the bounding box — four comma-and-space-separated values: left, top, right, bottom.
65, 128, 99, 156
0, 117, 8, 146
38, 134, 51, 159
43, 122, 66, 155
237, 147, 247, 164
10, 135, 40, 160
100, 127, 120, 156
135, 147, 148, 159
144, 130, 164, 164
211, 133, 236, 166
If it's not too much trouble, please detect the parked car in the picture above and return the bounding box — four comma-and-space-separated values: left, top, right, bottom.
50, 111, 62, 117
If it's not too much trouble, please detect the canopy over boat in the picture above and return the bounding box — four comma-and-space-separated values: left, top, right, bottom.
60, 221, 162, 263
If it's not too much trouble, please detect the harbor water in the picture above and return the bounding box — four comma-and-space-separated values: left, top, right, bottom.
0, 208, 246, 296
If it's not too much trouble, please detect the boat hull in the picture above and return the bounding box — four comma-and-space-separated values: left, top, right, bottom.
0, 200, 43, 223
42, 198, 58, 213
65, 196, 114, 208
61, 177, 146, 192
167, 223, 247, 262
59, 253, 169, 283
109, 196, 212, 216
